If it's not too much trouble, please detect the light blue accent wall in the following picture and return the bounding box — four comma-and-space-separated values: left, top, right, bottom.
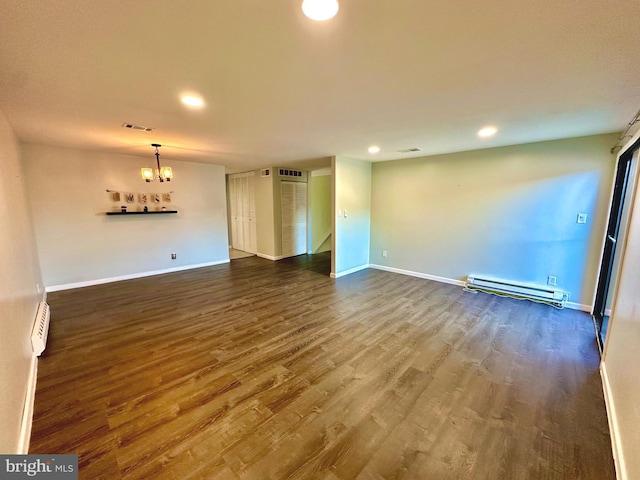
369, 134, 618, 307
333, 157, 371, 275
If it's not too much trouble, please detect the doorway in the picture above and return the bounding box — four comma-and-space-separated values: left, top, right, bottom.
593, 146, 639, 351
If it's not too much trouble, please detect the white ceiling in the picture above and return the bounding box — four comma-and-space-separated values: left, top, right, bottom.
1, 0, 639, 173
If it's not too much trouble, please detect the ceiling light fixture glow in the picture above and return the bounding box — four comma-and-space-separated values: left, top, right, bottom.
181, 95, 205, 108
302, 0, 339, 21
478, 126, 498, 137
368, 145, 380, 154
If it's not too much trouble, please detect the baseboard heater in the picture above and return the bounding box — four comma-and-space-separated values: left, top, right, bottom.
31, 301, 50, 356
466, 275, 568, 308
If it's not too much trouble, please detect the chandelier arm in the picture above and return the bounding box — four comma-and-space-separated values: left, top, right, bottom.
153, 143, 164, 182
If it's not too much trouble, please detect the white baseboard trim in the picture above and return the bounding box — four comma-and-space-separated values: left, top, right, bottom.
18, 355, 38, 454
368, 264, 466, 287
256, 253, 285, 261
566, 301, 593, 312
369, 266, 593, 310
46, 260, 230, 292
330, 263, 369, 279
601, 362, 627, 480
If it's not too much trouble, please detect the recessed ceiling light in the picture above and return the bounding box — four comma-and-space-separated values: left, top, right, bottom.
181, 95, 205, 108
368, 145, 380, 154
478, 126, 498, 137
302, 0, 339, 21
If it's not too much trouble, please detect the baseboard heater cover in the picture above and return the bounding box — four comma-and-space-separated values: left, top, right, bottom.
466, 275, 568, 308
31, 301, 50, 356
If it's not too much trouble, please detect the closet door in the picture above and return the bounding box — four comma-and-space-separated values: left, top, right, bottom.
229, 173, 257, 253
281, 181, 307, 258
246, 176, 257, 253
229, 177, 243, 250
240, 176, 257, 254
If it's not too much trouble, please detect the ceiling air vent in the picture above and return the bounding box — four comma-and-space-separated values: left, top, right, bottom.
121, 122, 154, 132
397, 148, 422, 153
279, 168, 303, 178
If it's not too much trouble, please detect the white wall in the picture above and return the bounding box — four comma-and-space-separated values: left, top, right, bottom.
22, 144, 229, 289
369, 134, 617, 307
601, 137, 640, 480
0, 112, 44, 453
332, 156, 371, 277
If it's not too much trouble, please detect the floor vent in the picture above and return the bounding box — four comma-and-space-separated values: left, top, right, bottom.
31, 302, 50, 356
465, 275, 568, 308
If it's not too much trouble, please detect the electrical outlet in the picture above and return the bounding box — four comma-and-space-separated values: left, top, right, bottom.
382, 250, 388, 258
171, 253, 177, 260
547, 275, 557, 286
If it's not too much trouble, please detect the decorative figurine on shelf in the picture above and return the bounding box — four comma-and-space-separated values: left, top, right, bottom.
121, 205, 127, 213
143, 206, 148, 212
161, 206, 167, 211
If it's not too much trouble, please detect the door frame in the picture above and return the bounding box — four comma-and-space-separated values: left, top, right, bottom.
593, 136, 640, 351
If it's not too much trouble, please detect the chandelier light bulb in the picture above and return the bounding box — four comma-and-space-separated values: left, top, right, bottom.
302, 0, 339, 21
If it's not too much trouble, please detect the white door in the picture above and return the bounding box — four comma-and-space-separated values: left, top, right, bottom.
281, 181, 307, 257
229, 173, 257, 253
246, 177, 257, 253
229, 177, 243, 250
240, 176, 257, 253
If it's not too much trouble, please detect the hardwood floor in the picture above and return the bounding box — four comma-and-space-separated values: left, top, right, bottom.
30, 253, 615, 479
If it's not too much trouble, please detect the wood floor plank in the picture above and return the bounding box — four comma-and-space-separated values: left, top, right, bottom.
30, 253, 615, 479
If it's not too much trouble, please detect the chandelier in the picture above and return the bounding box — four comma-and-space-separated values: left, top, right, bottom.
141, 144, 173, 182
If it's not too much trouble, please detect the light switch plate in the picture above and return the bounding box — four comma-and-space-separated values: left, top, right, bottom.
577, 213, 587, 224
